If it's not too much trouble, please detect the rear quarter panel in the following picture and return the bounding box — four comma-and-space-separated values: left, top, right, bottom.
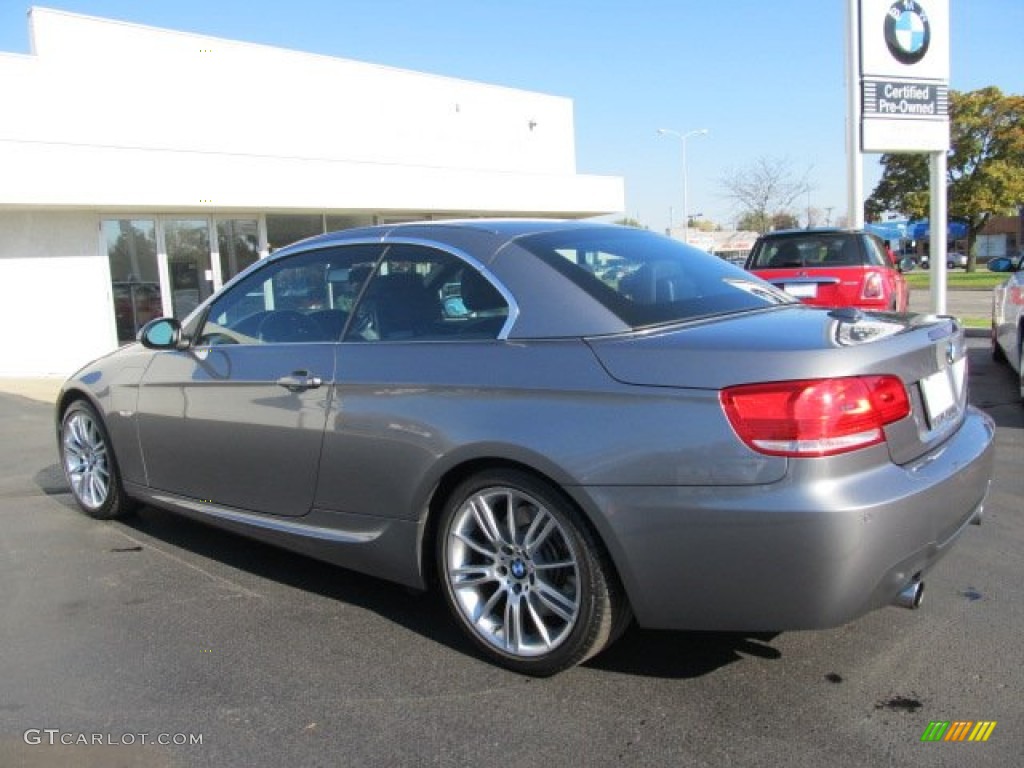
315, 339, 785, 523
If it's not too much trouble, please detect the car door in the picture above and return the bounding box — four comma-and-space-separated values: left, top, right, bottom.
136, 244, 381, 516
314, 242, 511, 520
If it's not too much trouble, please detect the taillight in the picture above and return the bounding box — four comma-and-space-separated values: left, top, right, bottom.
720, 376, 910, 457
862, 271, 884, 300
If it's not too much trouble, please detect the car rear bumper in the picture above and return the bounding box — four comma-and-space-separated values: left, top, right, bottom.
574, 406, 995, 631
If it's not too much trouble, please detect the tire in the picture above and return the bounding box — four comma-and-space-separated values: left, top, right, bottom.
60, 400, 136, 520
437, 468, 627, 676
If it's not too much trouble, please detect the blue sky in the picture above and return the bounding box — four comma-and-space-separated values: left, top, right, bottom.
2, 1, 1021, 231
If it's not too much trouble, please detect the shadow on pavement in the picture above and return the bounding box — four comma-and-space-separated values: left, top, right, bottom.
112, 503, 763, 679
967, 346, 1023, 430
586, 627, 781, 679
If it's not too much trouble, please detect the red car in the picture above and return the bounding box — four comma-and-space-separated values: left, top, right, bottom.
744, 229, 911, 312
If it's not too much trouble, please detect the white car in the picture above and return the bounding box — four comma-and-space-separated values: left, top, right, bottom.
990, 252, 1024, 400
920, 251, 968, 270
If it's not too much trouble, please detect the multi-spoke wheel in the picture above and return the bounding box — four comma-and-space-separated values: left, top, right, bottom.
438, 469, 627, 676
60, 400, 135, 520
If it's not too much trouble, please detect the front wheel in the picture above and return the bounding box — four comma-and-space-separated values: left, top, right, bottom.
437, 469, 627, 676
60, 400, 136, 520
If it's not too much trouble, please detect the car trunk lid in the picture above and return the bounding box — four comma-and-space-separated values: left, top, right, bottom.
586, 306, 969, 465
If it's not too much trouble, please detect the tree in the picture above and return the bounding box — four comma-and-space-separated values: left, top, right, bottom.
719, 156, 813, 234
866, 86, 1024, 271
735, 210, 799, 232
805, 206, 825, 229
772, 212, 800, 230
614, 217, 646, 229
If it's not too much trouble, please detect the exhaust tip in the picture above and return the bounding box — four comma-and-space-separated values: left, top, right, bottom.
894, 581, 925, 610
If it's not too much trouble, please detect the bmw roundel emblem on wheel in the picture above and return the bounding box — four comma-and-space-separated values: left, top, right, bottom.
884, 0, 931, 65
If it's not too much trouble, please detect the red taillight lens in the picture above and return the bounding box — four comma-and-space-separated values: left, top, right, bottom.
861, 271, 884, 300
720, 376, 910, 457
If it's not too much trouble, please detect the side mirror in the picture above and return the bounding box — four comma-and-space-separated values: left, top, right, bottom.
987, 257, 1013, 273
139, 317, 184, 349
898, 257, 915, 273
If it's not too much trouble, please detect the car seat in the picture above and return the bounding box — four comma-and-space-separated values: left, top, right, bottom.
768, 242, 802, 268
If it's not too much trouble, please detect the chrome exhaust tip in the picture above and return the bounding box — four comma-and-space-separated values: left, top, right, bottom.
894, 581, 924, 610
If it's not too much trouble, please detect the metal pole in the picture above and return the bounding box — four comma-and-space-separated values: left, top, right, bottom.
657, 128, 708, 244
681, 137, 690, 244
845, 0, 864, 229
929, 150, 948, 315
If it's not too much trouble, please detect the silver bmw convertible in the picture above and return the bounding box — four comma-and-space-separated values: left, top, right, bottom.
57, 220, 994, 675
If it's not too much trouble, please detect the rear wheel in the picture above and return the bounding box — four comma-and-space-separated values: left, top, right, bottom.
60, 400, 135, 520
437, 469, 626, 676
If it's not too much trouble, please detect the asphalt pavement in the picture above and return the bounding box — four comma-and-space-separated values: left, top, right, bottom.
909, 287, 992, 321
0, 337, 1021, 768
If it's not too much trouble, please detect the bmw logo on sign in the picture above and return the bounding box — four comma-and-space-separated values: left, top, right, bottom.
884, 1, 931, 64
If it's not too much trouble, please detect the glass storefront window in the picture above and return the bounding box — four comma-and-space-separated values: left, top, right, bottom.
103, 219, 161, 343
325, 214, 374, 232
266, 214, 324, 252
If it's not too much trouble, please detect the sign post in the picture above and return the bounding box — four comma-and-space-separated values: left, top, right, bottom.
848, 0, 950, 312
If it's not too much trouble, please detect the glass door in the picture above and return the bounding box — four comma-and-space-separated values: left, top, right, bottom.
102, 218, 161, 343
164, 219, 213, 318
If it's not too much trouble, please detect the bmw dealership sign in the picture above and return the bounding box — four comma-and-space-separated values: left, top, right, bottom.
859, 0, 949, 152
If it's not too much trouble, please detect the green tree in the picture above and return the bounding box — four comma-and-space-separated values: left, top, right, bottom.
771, 212, 800, 230
866, 86, 1024, 271
735, 210, 800, 232
613, 217, 646, 229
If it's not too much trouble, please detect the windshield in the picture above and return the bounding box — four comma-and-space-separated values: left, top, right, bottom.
516, 227, 794, 328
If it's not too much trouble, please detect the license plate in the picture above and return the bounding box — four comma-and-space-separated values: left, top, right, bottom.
783, 283, 817, 298
920, 362, 963, 428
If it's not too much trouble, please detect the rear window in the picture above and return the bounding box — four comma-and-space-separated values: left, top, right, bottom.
747, 234, 873, 269
516, 227, 794, 328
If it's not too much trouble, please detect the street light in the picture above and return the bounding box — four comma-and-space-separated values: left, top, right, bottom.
657, 127, 709, 244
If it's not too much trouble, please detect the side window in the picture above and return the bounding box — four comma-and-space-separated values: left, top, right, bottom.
346, 244, 509, 341
196, 244, 381, 345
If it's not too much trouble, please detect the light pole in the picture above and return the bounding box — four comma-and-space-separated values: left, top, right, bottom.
657, 128, 709, 244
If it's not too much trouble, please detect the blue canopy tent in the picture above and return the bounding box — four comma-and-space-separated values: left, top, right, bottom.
905, 220, 969, 240
866, 220, 968, 250
865, 221, 908, 241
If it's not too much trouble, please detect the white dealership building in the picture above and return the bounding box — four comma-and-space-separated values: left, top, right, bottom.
0, 7, 624, 376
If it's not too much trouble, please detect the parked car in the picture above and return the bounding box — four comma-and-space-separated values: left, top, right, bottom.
988, 252, 1024, 401
58, 220, 993, 675
920, 251, 968, 270
745, 229, 911, 311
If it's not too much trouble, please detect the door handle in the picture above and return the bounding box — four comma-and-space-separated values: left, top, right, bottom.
276, 370, 323, 393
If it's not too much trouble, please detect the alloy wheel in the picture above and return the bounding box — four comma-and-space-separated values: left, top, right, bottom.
445, 485, 582, 658
63, 408, 111, 510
